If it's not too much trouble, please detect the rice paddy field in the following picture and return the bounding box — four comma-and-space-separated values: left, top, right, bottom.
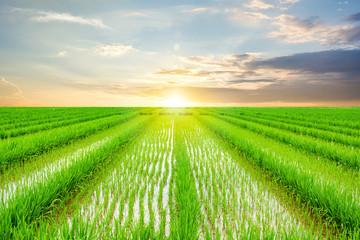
0, 107, 360, 239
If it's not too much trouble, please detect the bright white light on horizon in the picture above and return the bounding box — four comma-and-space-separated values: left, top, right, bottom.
165, 95, 185, 107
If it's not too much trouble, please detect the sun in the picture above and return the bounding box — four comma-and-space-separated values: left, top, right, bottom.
165, 95, 185, 107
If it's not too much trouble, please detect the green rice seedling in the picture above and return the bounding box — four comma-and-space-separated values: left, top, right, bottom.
170, 118, 202, 239
199, 115, 360, 237
183, 116, 320, 239
0, 112, 138, 171
0, 116, 149, 237
213, 109, 360, 148
42, 116, 175, 239
208, 107, 360, 129
0, 110, 129, 139
222, 108, 360, 137
215, 114, 360, 171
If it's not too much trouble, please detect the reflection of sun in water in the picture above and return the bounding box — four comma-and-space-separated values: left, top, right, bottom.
165, 95, 184, 107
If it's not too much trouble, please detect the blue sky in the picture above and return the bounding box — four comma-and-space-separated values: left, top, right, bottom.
0, 0, 359, 106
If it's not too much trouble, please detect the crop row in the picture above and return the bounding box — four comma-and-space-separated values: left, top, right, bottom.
0, 107, 138, 126
210, 113, 360, 171
203, 107, 360, 138
0, 115, 150, 238
198, 115, 360, 236
0, 110, 134, 140
181, 117, 318, 239
211, 107, 360, 130
0, 108, 358, 239
206, 108, 360, 147
0, 112, 140, 171
31, 116, 175, 239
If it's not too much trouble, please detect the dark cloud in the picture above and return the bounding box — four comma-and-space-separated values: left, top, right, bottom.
297, 16, 321, 29
347, 12, 360, 22
150, 49, 360, 105
227, 54, 252, 61
248, 49, 360, 74
327, 26, 360, 45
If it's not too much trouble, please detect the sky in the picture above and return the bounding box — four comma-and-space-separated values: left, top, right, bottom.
0, 0, 360, 107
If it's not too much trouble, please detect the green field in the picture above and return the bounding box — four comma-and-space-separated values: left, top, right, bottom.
0, 107, 359, 239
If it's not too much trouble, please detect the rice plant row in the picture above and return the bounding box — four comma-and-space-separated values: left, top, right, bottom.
211, 113, 360, 171
0, 107, 359, 239
0, 109, 136, 139
204, 108, 360, 147
204, 107, 360, 137
0, 107, 139, 127
0, 111, 141, 171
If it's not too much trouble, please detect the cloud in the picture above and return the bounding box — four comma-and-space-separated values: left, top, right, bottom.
347, 12, 360, 22
244, 0, 274, 10
9, 7, 111, 29
95, 44, 134, 57
126, 12, 147, 17
0, 77, 31, 106
248, 49, 360, 74
228, 78, 276, 84
182, 53, 259, 67
57, 51, 67, 57
183, 7, 220, 14
155, 67, 255, 79
279, 0, 300, 4
154, 54, 274, 90
325, 26, 360, 45
230, 11, 271, 23
141, 78, 360, 105
151, 48, 360, 101
183, 55, 238, 67
269, 14, 360, 45
155, 67, 209, 77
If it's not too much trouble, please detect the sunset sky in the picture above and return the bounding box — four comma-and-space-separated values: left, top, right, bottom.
1, 0, 360, 107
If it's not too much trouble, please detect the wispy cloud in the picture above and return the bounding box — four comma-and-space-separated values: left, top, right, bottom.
144, 49, 360, 105
279, 0, 301, 4
153, 48, 360, 95
126, 12, 147, 17
153, 54, 276, 90
183, 7, 219, 14
57, 51, 67, 57
182, 54, 260, 67
0, 77, 31, 106
182, 55, 239, 67
230, 11, 271, 23
155, 67, 210, 78
95, 44, 134, 56
9, 7, 111, 29
244, 0, 274, 10
269, 14, 360, 45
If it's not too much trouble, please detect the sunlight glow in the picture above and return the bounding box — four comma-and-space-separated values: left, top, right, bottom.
165, 95, 185, 107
